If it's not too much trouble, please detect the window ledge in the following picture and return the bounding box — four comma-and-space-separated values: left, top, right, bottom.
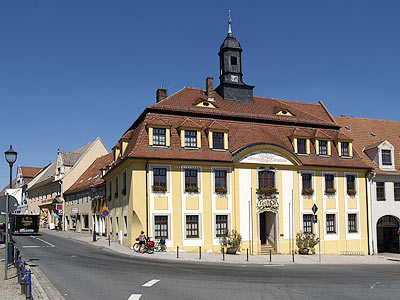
182, 147, 201, 151
317, 154, 331, 158
340, 156, 353, 159
210, 148, 227, 152
296, 153, 310, 156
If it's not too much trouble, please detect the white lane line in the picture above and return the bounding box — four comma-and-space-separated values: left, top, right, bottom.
31, 236, 55, 247
22, 246, 41, 248
128, 294, 142, 300
142, 279, 160, 287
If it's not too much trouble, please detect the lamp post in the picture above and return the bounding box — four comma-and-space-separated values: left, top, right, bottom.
4, 145, 17, 280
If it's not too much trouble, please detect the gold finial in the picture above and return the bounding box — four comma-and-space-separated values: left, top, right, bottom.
228, 10, 232, 34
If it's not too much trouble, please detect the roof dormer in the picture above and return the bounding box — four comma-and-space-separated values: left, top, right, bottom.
365, 140, 395, 171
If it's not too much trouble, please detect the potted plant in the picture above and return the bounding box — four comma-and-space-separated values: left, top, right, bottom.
302, 188, 314, 196
152, 185, 167, 193
324, 188, 336, 195
347, 189, 356, 196
185, 186, 199, 194
215, 186, 227, 195
296, 232, 319, 255
220, 229, 242, 254
256, 187, 277, 197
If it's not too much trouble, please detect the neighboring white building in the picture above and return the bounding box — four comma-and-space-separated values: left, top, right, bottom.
336, 116, 400, 254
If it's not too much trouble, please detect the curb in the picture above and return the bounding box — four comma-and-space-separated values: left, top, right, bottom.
29, 264, 65, 300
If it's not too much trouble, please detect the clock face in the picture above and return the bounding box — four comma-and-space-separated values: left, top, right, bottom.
231, 75, 239, 82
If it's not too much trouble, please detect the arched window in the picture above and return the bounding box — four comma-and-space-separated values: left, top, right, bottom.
377, 215, 399, 228
258, 171, 275, 189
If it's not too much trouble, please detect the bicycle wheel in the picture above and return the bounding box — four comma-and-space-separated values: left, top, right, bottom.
132, 243, 140, 252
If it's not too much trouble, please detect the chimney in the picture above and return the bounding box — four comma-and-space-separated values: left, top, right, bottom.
206, 77, 214, 98
156, 88, 167, 103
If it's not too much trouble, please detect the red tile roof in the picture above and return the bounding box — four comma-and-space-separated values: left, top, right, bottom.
65, 153, 113, 194
335, 116, 400, 173
107, 86, 369, 171
20, 166, 42, 179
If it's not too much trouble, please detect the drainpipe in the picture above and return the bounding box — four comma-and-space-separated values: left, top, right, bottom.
145, 159, 149, 237
367, 172, 376, 255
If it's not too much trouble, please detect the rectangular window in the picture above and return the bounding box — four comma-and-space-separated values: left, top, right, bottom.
153, 168, 167, 188
185, 169, 198, 188
302, 173, 312, 189
326, 214, 336, 233
325, 174, 334, 190
186, 215, 199, 238
185, 130, 197, 147
297, 139, 307, 154
341, 142, 349, 156
394, 183, 400, 201
109, 181, 112, 199
215, 170, 227, 190
155, 216, 168, 238
348, 214, 357, 233
212, 132, 224, 149
123, 171, 127, 191
346, 175, 355, 193
115, 176, 119, 197
382, 150, 392, 165
216, 215, 228, 237
231, 56, 237, 65
153, 128, 166, 146
258, 171, 275, 189
303, 214, 313, 233
319, 140, 328, 155
376, 182, 385, 201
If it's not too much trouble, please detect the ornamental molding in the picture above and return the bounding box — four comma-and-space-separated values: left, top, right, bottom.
239, 151, 293, 165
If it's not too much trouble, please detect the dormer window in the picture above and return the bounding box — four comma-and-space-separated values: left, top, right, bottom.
297, 139, 307, 154
153, 128, 166, 146
276, 110, 294, 116
341, 142, 349, 156
184, 130, 198, 148
319, 140, 328, 155
382, 150, 392, 165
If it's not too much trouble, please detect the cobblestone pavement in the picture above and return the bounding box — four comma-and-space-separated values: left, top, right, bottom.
0, 244, 25, 300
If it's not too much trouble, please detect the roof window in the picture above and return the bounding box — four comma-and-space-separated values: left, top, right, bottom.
371, 132, 376, 137
345, 126, 350, 131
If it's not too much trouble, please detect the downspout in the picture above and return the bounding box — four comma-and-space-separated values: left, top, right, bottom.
145, 159, 149, 237
367, 171, 376, 255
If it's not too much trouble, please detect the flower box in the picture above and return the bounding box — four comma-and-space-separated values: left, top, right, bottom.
347, 189, 356, 196
256, 187, 277, 197
185, 186, 199, 194
215, 187, 227, 195
152, 185, 167, 193
324, 188, 336, 195
302, 188, 314, 196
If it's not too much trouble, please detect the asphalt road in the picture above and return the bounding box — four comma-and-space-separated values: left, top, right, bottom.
11, 232, 400, 300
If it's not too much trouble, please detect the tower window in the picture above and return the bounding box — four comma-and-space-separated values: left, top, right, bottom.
230, 56, 237, 65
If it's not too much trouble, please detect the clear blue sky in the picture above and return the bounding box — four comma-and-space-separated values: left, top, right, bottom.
1, 1, 399, 189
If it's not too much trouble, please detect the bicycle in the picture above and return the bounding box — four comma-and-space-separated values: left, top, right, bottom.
132, 238, 154, 254
154, 238, 167, 252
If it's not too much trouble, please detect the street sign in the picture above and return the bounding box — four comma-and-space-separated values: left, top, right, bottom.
0, 195, 18, 213
313, 214, 318, 224
102, 209, 109, 217
312, 204, 318, 215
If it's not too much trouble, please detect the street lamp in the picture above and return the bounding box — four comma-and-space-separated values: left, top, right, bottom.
4, 145, 17, 280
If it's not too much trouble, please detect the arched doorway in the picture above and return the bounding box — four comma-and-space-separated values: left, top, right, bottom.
377, 215, 400, 253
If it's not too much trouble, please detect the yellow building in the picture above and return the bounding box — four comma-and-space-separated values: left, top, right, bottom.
103, 28, 370, 255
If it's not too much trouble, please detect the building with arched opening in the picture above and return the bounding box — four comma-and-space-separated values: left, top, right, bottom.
103, 22, 371, 255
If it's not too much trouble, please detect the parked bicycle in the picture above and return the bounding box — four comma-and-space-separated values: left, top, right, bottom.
154, 238, 167, 252
132, 237, 154, 254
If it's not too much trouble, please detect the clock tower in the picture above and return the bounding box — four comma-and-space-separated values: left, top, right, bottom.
215, 11, 254, 102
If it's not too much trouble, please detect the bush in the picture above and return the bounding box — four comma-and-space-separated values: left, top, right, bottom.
302, 188, 314, 196
185, 186, 199, 193
256, 187, 277, 197
215, 187, 227, 195
152, 185, 167, 193
347, 189, 356, 196
220, 229, 242, 251
296, 232, 319, 254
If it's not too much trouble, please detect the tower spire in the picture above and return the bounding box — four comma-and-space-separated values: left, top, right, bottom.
228, 10, 232, 35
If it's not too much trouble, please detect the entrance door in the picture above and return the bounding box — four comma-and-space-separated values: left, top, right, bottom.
259, 211, 276, 246
377, 215, 400, 253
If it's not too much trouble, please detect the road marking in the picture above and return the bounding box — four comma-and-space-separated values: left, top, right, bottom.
23, 246, 41, 248
31, 236, 55, 247
128, 294, 142, 300
370, 281, 380, 289
263, 264, 284, 267
142, 279, 160, 287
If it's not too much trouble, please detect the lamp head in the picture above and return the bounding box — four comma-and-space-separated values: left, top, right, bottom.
5, 145, 17, 166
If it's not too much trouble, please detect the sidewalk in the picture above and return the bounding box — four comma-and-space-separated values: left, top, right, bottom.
46, 229, 400, 265
0, 244, 25, 300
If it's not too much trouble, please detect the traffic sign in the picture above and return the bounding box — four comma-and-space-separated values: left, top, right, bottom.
102, 209, 109, 217
312, 204, 318, 215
